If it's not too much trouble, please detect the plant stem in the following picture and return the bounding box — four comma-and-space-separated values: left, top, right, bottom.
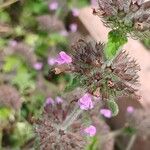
126, 134, 137, 150
102, 129, 122, 143
61, 105, 83, 131
0, 131, 2, 150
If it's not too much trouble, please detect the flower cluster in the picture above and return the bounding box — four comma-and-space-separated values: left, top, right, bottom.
71, 39, 140, 101
55, 51, 72, 65
84, 125, 96, 136
78, 93, 94, 110
35, 96, 86, 150
36, 15, 64, 32
93, 0, 150, 38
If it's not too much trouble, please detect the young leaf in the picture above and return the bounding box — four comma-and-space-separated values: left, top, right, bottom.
3, 56, 21, 72
105, 30, 127, 60
86, 136, 98, 150
107, 99, 119, 116
0, 107, 12, 120
12, 67, 35, 93
65, 75, 80, 92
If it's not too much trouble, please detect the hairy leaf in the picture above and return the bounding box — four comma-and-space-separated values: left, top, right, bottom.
105, 30, 127, 60
107, 99, 119, 116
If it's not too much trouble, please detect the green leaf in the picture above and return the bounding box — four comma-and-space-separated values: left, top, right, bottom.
25, 33, 39, 46
12, 67, 35, 93
107, 99, 119, 116
123, 126, 137, 136
142, 38, 150, 49
0, 38, 6, 48
0, 10, 11, 23
105, 30, 127, 60
0, 107, 12, 120
48, 33, 67, 46
65, 75, 80, 92
86, 136, 98, 150
3, 56, 21, 72
10, 122, 34, 147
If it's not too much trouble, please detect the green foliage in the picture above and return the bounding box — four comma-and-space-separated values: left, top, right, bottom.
12, 68, 35, 93
68, 0, 89, 8
0, 10, 10, 23
9, 122, 34, 148
21, 93, 45, 119
142, 38, 150, 49
0, 38, 7, 48
107, 99, 119, 116
23, 0, 48, 15
123, 126, 137, 136
0, 107, 12, 120
3, 55, 35, 93
105, 30, 127, 60
35, 32, 68, 57
65, 75, 81, 92
25, 33, 39, 46
3, 56, 21, 73
86, 136, 98, 150
49, 33, 68, 46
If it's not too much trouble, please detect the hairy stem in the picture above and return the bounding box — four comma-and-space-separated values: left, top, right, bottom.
126, 134, 137, 150
102, 129, 122, 142
61, 105, 83, 131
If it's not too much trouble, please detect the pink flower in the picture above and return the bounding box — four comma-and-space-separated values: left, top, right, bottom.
69, 23, 78, 32
55, 96, 63, 104
55, 51, 72, 65
127, 106, 134, 113
49, 1, 58, 10
78, 93, 94, 110
72, 8, 79, 17
45, 97, 55, 106
33, 62, 43, 70
9, 40, 17, 47
91, 0, 97, 6
48, 57, 56, 66
59, 30, 68, 37
100, 109, 112, 118
84, 125, 96, 137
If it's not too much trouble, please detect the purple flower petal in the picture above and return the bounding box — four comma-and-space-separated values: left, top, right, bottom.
69, 23, 78, 32
9, 40, 17, 47
45, 97, 55, 106
100, 109, 112, 118
55, 96, 63, 104
59, 51, 72, 63
127, 106, 134, 113
78, 93, 94, 110
72, 8, 79, 17
84, 125, 96, 137
59, 30, 68, 37
55, 51, 72, 65
49, 1, 58, 10
48, 57, 56, 66
91, 0, 97, 6
33, 62, 43, 70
